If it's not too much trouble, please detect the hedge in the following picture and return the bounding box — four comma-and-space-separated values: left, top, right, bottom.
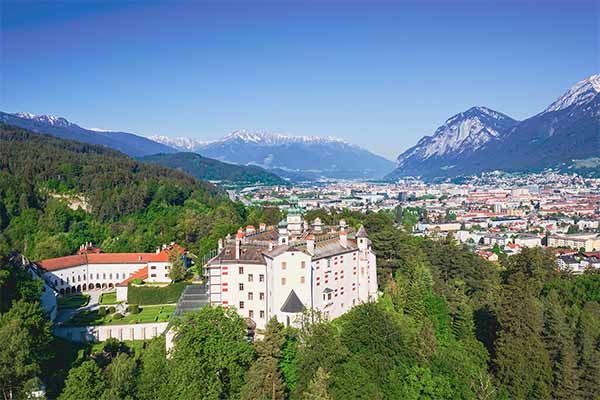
127, 281, 189, 305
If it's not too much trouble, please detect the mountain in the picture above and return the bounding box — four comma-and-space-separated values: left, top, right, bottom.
139, 152, 287, 185
387, 75, 600, 180
151, 130, 396, 180
0, 111, 177, 157
390, 107, 519, 178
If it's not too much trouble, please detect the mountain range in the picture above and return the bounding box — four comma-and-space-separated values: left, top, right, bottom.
387, 74, 600, 180
0, 112, 176, 157
151, 130, 396, 180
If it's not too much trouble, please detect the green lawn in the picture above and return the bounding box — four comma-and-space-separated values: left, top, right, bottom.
58, 294, 90, 309
64, 305, 176, 326
99, 291, 121, 305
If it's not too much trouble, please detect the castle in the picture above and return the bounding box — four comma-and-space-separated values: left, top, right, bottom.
205, 207, 378, 330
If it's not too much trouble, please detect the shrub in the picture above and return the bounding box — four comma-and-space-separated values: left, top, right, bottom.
131, 278, 144, 285
98, 306, 106, 317
108, 306, 116, 314
112, 312, 124, 320
128, 304, 141, 314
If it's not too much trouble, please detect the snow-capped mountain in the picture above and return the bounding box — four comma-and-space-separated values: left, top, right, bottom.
153, 130, 395, 180
387, 74, 600, 180
396, 107, 518, 169
0, 112, 177, 157
541, 74, 600, 114
149, 135, 208, 152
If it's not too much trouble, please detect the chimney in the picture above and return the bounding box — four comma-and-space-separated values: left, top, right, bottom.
306, 233, 315, 255
339, 231, 348, 248
235, 229, 244, 259
218, 238, 224, 252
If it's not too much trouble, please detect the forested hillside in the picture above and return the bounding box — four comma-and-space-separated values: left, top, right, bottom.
139, 152, 287, 186
0, 123, 248, 260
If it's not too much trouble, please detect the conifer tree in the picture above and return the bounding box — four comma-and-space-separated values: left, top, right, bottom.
303, 367, 332, 400
493, 272, 552, 399
240, 318, 286, 400
542, 290, 581, 400
576, 301, 600, 399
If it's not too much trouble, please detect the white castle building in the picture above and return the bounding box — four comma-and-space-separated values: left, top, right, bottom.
36, 243, 184, 302
205, 209, 378, 330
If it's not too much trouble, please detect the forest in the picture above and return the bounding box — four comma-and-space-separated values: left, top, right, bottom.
1, 124, 600, 399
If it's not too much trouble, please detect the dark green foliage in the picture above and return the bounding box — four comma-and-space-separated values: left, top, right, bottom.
127, 281, 188, 305
127, 304, 140, 314
167, 306, 255, 399
493, 271, 552, 399
140, 152, 287, 185
59, 360, 105, 400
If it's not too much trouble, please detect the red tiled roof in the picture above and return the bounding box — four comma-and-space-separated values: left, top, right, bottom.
37, 243, 186, 271
116, 266, 149, 287
38, 253, 154, 271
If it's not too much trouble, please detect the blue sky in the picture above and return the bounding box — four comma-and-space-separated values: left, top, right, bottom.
1, 0, 597, 159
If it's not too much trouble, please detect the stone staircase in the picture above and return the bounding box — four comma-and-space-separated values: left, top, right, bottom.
173, 284, 209, 316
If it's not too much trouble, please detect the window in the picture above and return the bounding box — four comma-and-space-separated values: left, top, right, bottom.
239, 267, 244, 274
249, 310, 254, 318
260, 310, 265, 318
165, 274, 169, 278
103, 273, 106, 279
239, 301, 245, 309
328, 293, 332, 300
248, 292, 253, 300
259, 292, 265, 300
301, 261, 306, 269
150, 266, 156, 270
151, 274, 156, 278
96, 273, 99, 279
300, 276, 305, 284
239, 283, 244, 291
248, 274, 253, 282
281, 262, 287, 270
259, 274, 265, 282
281, 277, 286, 285
109, 273, 112, 279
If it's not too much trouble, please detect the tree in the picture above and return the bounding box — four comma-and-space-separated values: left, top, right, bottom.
303, 368, 332, 400
167, 306, 254, 399
0, 300, 52, 400
137, 337, 168, 400
293, 322, 348, 397
101, 353, 137, 400
240, 318, 286, 400
59, 361, 105, 400
542, 291, 581, 400
168, 251, 187, 282
493, 272, 552, 399
576, 301, 600, 399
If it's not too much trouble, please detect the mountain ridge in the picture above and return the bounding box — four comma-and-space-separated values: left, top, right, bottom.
387, 75, 600, 180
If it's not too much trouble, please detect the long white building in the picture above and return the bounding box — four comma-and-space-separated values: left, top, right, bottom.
205, 211, 378, 330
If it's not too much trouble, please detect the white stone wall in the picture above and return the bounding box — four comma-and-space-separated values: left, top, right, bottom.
53, 322, 169, 342
270, 251, 311, 326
